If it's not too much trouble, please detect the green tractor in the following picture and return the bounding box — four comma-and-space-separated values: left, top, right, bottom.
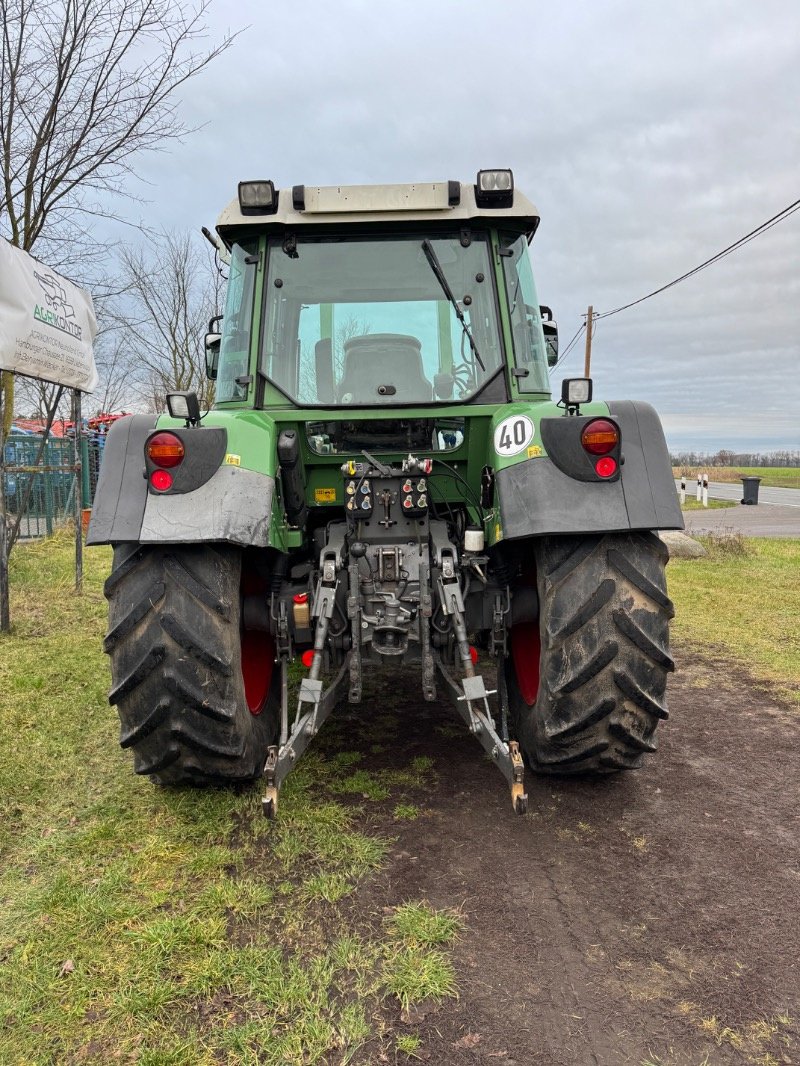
88, 169, 683, 815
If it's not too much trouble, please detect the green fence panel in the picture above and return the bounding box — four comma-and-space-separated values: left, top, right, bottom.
2, 434, 78, 540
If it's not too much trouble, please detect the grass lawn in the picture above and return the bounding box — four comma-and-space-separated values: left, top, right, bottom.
680, 497, 736, 511
0, 531, 460, 1065
669, 536, 800, 706
1, 527, 797, 1063
673, 466, 800, 490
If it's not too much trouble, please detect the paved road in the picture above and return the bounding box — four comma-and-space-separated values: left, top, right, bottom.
675, 479, 800, 507
681, 503, 800, 537
672, 481, 800, 535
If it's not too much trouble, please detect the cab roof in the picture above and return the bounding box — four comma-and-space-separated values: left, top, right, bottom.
215, 177, 540, 246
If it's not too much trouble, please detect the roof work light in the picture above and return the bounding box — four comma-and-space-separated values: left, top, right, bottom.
238, 180, 277, 214
475, 169, 514, 207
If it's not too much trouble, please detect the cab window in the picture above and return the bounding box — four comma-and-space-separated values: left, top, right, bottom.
216, 241, 257, 402
261, 233, 504, 407
500, 234, 550, 393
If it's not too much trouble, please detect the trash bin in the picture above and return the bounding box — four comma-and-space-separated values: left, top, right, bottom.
740, 476, 762, 505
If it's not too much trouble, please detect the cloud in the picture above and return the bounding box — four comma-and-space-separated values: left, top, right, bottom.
124, 0, 799, 449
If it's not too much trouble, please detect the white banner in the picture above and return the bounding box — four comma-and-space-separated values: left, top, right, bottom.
0, 240, 98, 392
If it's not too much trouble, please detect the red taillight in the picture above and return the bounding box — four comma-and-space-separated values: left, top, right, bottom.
147, 432, 185, 468
301, 650, 315, 668
581, 419, 619, 456
150, 469, 173, 491
595, 456, 618, 478
469, 646, 479, 665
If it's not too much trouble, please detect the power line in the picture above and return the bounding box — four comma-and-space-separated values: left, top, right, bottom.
595, 196, 800, 320
550, 322, 586, 373
547, 194, 800, 376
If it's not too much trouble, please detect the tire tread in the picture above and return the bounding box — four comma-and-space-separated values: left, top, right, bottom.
104, 544, 277, 785
508, 532, 673, 774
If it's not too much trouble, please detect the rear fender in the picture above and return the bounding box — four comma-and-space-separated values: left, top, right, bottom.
493, 400, 683, 540
87, 414, 277, 547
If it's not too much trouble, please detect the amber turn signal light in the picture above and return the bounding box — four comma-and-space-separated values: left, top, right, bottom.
147, 432, 185, 469
581, 419, 619, 456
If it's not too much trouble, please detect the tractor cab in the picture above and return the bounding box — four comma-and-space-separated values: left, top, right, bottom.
210, 171, 552, 425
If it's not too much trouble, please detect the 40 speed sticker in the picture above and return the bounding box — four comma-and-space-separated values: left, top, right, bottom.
493, 414, 534, 457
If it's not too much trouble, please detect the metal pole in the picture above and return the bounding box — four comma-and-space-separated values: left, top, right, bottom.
72, 389, 83, 593
583, 305, 594, 378
44, 455, 54, 537
0, 381, 9, 632
81, 431, 91, 508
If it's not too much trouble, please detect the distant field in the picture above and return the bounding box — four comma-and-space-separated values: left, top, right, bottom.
673, 466, 800, 489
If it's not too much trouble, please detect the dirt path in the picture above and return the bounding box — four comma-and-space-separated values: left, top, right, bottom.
323, 648, 800, 1064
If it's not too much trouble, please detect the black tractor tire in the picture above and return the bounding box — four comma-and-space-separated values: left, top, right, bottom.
506, 532, 674, 773
103, 544, 279, 785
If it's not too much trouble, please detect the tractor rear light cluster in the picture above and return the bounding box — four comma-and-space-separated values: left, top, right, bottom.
147, 432, 185, 468
580, 419, 619, 456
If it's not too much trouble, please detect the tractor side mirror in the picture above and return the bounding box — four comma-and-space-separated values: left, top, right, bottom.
205, 313, 223, 379
204, 333, 221, 379
540, 306, 558, 368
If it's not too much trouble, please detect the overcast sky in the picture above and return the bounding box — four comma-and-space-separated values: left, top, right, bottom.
130, 0, 799, 453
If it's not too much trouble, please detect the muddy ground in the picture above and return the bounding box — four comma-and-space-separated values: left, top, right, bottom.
320, 646, 800, 1065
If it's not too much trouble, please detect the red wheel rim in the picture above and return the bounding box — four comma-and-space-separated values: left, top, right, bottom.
241, 629, 274, 715
510, 621, 540, 707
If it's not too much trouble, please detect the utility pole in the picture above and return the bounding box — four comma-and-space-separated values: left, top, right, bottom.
584, 305, 594, 378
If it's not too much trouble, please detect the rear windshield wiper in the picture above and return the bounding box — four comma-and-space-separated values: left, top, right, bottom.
421, 239, 485, 371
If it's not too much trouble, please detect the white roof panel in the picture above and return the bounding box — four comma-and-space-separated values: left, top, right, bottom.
303, 183, 453, 214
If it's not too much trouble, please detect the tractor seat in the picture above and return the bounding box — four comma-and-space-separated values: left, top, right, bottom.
337, 334, 432, 403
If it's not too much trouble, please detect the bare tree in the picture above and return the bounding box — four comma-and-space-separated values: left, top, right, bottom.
113, 229, 220, 410
298, 314, 371, 401
92, 332, 135, 414
14, 375, 70, 420
334, 314, 370, 379
0, 0, 236, 427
